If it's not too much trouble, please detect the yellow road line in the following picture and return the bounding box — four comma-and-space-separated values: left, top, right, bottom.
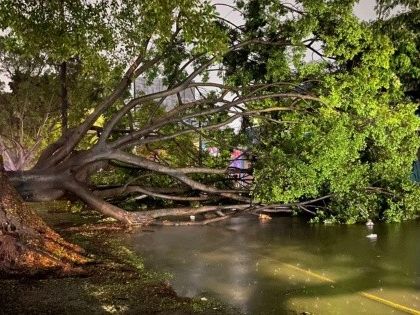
360, 292, 420, 315
282, 263, 420, 315
284, 263, 335, 283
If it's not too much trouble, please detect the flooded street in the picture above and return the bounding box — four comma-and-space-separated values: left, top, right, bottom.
125, 216, 420, 314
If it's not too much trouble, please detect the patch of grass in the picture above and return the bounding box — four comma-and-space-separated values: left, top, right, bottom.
0, 207, 241, 314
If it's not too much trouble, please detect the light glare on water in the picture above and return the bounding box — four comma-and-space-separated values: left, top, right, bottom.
125, 216, 420, 314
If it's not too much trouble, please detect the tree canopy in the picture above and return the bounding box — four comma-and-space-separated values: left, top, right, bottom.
0, 0, 418, 226
226, 0, 420, 223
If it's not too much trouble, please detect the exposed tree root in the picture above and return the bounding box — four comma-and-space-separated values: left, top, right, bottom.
0, 166, 88, 276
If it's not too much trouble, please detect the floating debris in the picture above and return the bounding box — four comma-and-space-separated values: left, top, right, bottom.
365, 219, 374, 227
258, 213, 272, 222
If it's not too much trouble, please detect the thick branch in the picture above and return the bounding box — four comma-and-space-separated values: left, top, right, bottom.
255, 195, 332, 213
93, 185, 213, 201
100, 38, 291, 145
128, 105, 292, 147
63, 179, 152, 225
113, 92, 317, 149
123, 115, 239, 149
110, 95, 228, 149
138, 204, 251, 218
36, 54, 148, 169
99, 57, 218, 143
109, 151, 250, 203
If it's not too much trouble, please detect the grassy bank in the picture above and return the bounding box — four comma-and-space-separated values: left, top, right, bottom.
0, 203, 238, 314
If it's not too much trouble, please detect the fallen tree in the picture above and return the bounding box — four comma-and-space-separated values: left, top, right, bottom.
0, 0, 419, 231
6, 63, 315, 224
0, 0, 323, 225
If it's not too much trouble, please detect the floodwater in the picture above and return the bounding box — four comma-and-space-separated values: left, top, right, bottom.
125, 216, 420, 314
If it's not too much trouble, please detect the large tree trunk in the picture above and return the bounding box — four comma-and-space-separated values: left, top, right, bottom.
0, 160, 87, 275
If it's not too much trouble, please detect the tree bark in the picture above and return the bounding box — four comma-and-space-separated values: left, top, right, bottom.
59, 61, 69, 135
0, 160, 87, 275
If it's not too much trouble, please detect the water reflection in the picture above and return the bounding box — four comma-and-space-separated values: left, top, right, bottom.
125, 216, 420, 314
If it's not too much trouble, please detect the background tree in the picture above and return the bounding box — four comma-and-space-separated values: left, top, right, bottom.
0, 0, 118, 134
0, 48, 121, 171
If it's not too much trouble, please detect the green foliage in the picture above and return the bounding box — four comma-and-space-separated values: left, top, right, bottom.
0, 0, 227, 73
375, 1, 420, 106
1, 0, 419, 224
232, 0, 420, 223
0, 0, 228, 118
0, 0, 228, 166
